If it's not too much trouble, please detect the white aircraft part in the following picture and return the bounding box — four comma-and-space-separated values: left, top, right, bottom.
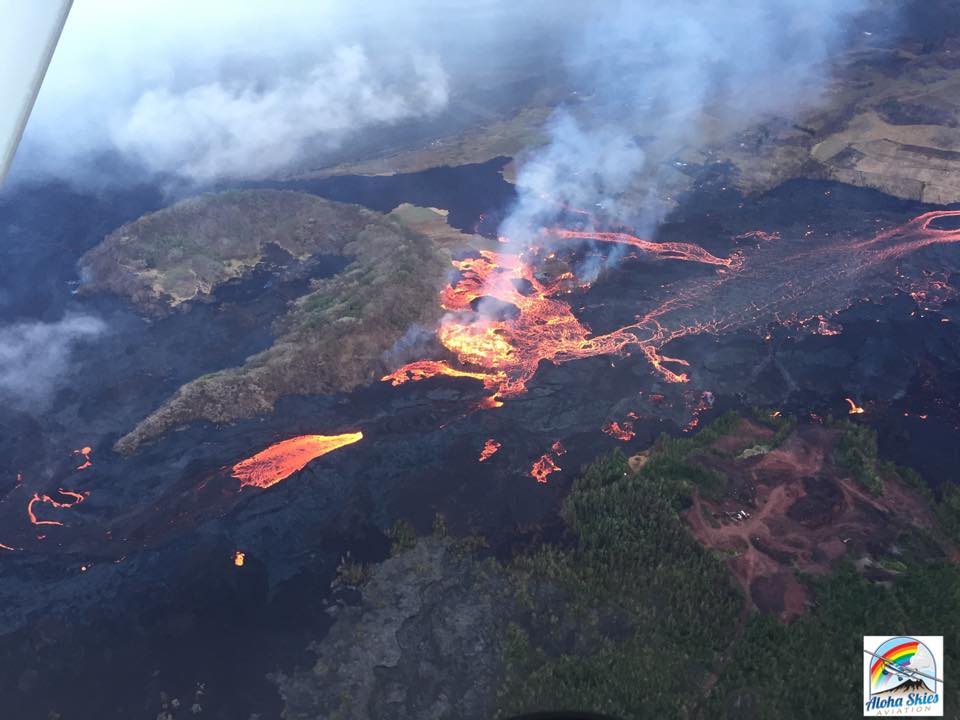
0, 0, 72, 185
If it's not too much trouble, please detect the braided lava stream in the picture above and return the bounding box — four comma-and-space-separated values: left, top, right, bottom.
383, 211, 960, 412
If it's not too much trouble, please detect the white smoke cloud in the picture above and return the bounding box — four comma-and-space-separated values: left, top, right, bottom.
10, 0, 877, 192
502, 0, 873, 243
16, 0, 465, 184
10, 0, 601, 186
111, 46, 448, 182
0, 314, 106, 409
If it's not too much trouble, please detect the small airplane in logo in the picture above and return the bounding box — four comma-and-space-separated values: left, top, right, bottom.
863, 649, 943, 687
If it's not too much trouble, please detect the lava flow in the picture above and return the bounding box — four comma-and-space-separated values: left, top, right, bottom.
529, 441, 567, 483
231, 432, 363, 489
602, 420, 636, 441
547, 229, 741, 268
846, 398, 865, 415
383, 209, 960, 423
73, 446, 93, 470
381, 233, 731, 402
479, 439, 501, 462
27, 489, 88, 527
530, 454, 560, 484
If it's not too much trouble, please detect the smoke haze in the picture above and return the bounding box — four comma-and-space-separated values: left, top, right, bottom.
14, 0, 585, 185
12, 0, 882, 210
0, 313, 106, 410
501, 0, 874, 244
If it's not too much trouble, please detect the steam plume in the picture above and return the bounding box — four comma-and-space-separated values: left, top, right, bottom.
501, 0, 871, 244
0, 313, 106, 410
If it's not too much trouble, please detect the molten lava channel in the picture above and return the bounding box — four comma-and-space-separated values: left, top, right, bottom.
382, 210, 960, 415
231, 432, 363, 489
380, 227, 748, 406
27, 489, 88, 527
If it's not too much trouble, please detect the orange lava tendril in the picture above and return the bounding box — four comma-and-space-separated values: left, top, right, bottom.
27, 488, 88, 526
73, 446, 93, 470
845, 398, 865, 415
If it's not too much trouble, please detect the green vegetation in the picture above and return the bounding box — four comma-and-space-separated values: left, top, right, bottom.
831, 420, 883, 495
495, 412, 960, 719
388, 520, 417, 556
453, 533, 490, 557
935, 483, 960, 544
113, 196, 455, 454
334, 552, 369, 588
750, 406, 797, 448
499, 444, 743, 717
431, 512, 449, 538
81, 190, 375, 311
706, 563, 960, 718
629, 411, 743, 504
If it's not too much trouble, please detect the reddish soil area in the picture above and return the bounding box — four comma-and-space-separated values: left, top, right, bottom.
683, 420, 952, 620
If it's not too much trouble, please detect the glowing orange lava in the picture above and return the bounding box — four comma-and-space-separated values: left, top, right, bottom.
381, 237, 720, 403
530, 454, 560, 483
845, 398, 865, 415
528, 440, 567, 483
233, 551, 245, 567
479, 439, 501, 462
231, 432, 363, 489
602, 420, 636, 441
73, 446, 93, 470
735, 230, 781, 243
27, 488, 88, 526
383, 209, 960, 419
547, 229, 741, 268
382, 360, 502, 388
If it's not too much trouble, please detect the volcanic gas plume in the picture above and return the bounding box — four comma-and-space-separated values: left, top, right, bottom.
230, 432, 363, 489
382, 210, 960, 434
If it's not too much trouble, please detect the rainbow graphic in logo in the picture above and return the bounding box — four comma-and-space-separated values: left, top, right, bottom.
869, 637, 937, 694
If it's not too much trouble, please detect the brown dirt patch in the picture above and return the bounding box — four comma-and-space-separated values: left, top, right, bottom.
683, 423, 954, 620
